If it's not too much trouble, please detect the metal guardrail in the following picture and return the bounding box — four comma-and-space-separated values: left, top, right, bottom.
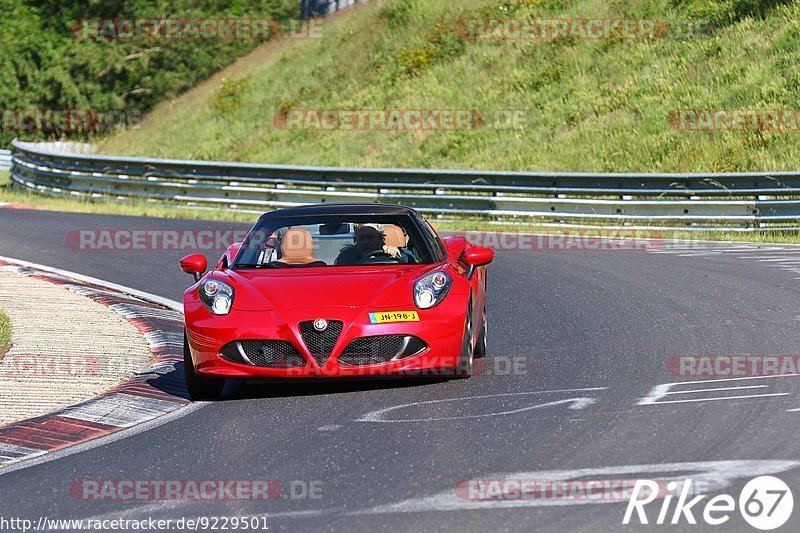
0, 150, 10, 171
10, 139, 800, 230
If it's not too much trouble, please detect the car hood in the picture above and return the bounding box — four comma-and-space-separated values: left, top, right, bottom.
224, 265, 439, 310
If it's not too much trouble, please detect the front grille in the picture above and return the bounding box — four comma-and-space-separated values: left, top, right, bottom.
299, 320, 343, 367
240, 340, 305, 368
339, 335, 408, 366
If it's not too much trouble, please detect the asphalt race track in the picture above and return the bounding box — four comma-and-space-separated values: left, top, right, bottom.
1, 208, 800, 532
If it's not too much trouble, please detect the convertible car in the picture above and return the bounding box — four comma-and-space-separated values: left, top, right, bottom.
179, 203, 493, 399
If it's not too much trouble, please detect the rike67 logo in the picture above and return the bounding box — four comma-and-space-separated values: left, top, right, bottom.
624, 476, 793, 530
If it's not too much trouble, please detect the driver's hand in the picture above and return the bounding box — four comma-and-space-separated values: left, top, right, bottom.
383, 245, 401, 258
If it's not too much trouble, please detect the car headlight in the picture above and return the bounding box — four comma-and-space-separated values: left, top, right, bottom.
414, 272, 451, 309
199, 279, 234, 315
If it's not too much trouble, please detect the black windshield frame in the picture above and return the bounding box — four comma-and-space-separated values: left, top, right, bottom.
232, 213, 445, 269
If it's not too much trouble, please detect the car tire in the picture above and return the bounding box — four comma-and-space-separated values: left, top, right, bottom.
454, 305, 474, 379
474, 304, 487, 358
184, 330, 225, 400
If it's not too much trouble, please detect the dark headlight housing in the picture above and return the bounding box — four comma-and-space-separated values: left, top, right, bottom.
199, 279, 234, 315
414, 271, 451, 309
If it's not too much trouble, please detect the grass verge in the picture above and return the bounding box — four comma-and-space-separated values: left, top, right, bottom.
0, 309, 11, 359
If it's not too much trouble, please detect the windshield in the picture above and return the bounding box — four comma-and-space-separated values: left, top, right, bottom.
233, 214, 441, 269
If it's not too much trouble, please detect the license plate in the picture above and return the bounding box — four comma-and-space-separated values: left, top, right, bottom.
369, 311, 420, 324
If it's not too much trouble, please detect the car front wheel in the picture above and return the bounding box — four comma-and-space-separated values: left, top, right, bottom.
184, 330, 225, 400
454, 306, 474, 379
474, 305, 487, 358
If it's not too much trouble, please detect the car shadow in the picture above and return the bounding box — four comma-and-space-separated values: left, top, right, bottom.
135, 359, 193, 401
148, 359, 467, 402
223, 375, 452, 400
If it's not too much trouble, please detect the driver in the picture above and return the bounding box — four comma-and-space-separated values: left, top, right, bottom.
334, 224, 402, 265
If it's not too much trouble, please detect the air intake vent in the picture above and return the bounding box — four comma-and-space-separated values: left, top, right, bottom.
339, 335, 426, 366
220, 340, 306, 368
240, 341, 305, 368
299, 320, 343, 367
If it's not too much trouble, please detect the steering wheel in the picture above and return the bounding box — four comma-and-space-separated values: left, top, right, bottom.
357, 250, 401, 265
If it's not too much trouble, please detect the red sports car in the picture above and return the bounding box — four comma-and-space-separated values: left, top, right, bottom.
179, 204, 493, 399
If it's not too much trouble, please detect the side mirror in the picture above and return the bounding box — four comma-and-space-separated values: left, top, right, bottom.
462, 246, 494, 280
463, 246, 494, 267
180, 254, 207, 282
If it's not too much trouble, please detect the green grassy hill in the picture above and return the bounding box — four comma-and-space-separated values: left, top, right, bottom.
100, 0, 800, 172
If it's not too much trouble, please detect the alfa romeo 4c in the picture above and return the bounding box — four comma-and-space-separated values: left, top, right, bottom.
180, 203, 493, 399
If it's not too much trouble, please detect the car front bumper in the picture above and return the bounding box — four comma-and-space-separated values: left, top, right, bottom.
185, 301, 466, 379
